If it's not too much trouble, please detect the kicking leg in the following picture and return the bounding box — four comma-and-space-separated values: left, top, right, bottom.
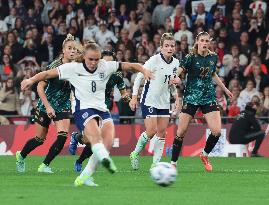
152, 117, 170, 167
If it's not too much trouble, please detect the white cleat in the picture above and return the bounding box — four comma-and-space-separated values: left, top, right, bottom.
130, 151, 139, 170
74, 176, 98, 187
38, 163, 54, 173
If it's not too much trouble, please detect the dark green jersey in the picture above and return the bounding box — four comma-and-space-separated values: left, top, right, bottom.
105, 71, 126, 109
180, 51, 218, 105
37, 59, 71, 113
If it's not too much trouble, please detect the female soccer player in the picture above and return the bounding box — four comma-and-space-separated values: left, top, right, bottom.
16, 34, 80, 173
69, 50, 131, 173
129, 33, 180, 170
21, 42, 152, 186
171, 31, 233, 172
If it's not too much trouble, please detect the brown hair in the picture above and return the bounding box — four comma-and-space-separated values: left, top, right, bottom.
190, 31, 210, 54
160, 33, 175, 47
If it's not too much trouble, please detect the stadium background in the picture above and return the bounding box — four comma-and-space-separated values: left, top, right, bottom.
0, 0, 269, 157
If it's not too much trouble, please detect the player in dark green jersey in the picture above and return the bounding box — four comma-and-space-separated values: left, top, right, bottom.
16, 34, 81, 173
170, 31, 233, 172
68, 50, 131, 172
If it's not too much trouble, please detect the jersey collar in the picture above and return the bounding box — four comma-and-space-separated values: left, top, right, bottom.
160, 53, 173, 64
83, 60, 97, 74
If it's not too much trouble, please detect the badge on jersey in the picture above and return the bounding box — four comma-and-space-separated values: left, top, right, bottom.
99, 72, 105, 79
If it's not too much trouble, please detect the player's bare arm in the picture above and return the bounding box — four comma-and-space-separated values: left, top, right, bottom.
37, 81, 56, 119
21, 68, 59, 91
121, 62, 153, 81
212, 72, 233, 99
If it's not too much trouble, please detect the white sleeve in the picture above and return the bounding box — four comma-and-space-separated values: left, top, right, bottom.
105, 60, 120, 76
132, 72, 144, 96
143, 57, 155, 71
132, 57, 155, 95
57, 62, 77, 80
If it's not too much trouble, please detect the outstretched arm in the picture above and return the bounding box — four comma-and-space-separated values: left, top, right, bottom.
121, 62, 153, 81
212, 72, 233, 99
21, 68, 59, 91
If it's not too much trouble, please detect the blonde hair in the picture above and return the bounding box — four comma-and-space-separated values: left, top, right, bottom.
160, 33, 175, 47
190, 31, 210, 54
62, 33, 75, 47
83, 40, 101, 53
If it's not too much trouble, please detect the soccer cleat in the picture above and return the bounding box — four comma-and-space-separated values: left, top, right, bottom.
38, 163, 54, 173
16, 151, 25, 173
101, 158, 117, 174
69, 132, 79, 155
74, 160, 82, 173
74, 176, 98, 187
199, 153, 213, 172
130, 151, 139, 170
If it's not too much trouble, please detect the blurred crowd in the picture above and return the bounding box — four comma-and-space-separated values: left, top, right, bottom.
0, 0, 269, 125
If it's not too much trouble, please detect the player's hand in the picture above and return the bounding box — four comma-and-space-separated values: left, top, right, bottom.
122, 94, 131, 103
21, 79, 34, 91
225, 88, 233, 99
129, 97, 138, 111
142, 69, 153, 81
46, 105, 56, 119
169, 76, 181, 85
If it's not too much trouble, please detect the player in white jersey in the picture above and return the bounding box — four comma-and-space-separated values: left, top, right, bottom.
129, 33, 180, 170
21, 42, 152, 186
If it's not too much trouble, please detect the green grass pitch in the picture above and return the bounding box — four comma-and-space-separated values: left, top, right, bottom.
1, 156, 269, 205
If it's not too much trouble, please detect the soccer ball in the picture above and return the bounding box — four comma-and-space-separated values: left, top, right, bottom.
150, 162, 177, 187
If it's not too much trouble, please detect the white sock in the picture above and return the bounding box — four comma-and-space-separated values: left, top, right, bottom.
153, 137, 165, 164
80, 153, 99, 178
134, 132, 150, 154
91, 143, 109, 162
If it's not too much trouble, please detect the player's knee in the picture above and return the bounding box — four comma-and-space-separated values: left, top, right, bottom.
157, 130, 167, 138
177, 128, 187, 138
147, 127, 157, 137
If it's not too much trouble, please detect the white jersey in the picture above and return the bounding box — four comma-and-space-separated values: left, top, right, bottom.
57, 59, 120, 113
133, 53, 179, 109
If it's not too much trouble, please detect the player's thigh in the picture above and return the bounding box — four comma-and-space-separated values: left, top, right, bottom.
101, 121, 115, 150
157, 117, 170, 138
144, 117, 158, 137
54, 119, 70, 133
54, 112, 71, 133
177, 113, 193, 137
84, 118, 102, 144
34, 109, 50, 139
204, 111, 221, 136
